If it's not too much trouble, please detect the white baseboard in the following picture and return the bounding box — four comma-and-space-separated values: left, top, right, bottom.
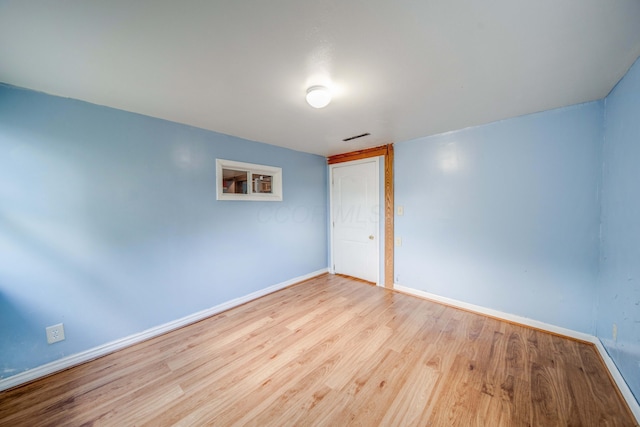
394, 283, 640, 423
393, 284, 594, 341
593, 339, 640, 422
0, 269, 328, 393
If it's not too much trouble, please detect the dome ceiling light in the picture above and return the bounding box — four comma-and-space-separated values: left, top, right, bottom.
306, 85, 332, 108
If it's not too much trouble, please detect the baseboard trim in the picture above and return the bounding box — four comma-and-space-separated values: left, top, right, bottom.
393, 284, 593, 341
593, 339, 640, 422
0, 269, 328, 393
394, 284, 640, 423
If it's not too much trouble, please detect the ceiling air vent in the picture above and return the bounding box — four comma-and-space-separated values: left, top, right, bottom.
342, 132, 370, 142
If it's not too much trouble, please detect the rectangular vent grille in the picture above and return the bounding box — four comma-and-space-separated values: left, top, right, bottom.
342, 133, 370, 142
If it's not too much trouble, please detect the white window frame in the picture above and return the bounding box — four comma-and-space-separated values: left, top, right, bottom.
216, 159, 283, 201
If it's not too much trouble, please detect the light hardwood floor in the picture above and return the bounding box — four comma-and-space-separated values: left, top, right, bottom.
0, 274, 636, 426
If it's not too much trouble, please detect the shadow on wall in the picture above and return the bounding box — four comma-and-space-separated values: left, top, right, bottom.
0, 290, 40, 379
0, 210, 125, 314
0, 209, 143, 371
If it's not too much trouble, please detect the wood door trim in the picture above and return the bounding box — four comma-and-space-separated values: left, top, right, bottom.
384, 145, 394, 289
327, 145, 389, 165
327, 144, 394, 289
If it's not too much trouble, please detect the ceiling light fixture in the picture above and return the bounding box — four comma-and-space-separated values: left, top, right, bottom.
306, 85, 331, 108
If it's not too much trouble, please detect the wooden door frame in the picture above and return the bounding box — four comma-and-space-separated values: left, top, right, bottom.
327, 144, 394, 289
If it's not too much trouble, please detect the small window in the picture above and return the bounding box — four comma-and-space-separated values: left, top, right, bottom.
216, 159, 282, 201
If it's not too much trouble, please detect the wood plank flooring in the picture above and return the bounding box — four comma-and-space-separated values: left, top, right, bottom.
0, 274, 636, 426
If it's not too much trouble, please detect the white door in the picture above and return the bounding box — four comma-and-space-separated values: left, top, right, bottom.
331, 158, 379, 284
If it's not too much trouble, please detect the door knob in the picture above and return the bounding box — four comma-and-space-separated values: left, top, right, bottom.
369, 235, 374, 240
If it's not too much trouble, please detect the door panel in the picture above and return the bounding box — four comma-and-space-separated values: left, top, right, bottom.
331, 159, 379, 283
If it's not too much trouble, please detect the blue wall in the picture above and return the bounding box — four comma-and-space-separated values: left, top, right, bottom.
0, 84, 328, 378
3, 57, 640, 403
599, 57, 640, 401
395, 102, 603, 333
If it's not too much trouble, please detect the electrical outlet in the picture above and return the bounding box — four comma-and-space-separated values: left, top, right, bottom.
46, 323, 65, 344
613, 323, 618, 342
397, 206, 404, 216
395, 237, 402, 246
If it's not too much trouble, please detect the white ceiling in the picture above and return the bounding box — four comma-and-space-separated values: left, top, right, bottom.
1, 1, 640, 157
